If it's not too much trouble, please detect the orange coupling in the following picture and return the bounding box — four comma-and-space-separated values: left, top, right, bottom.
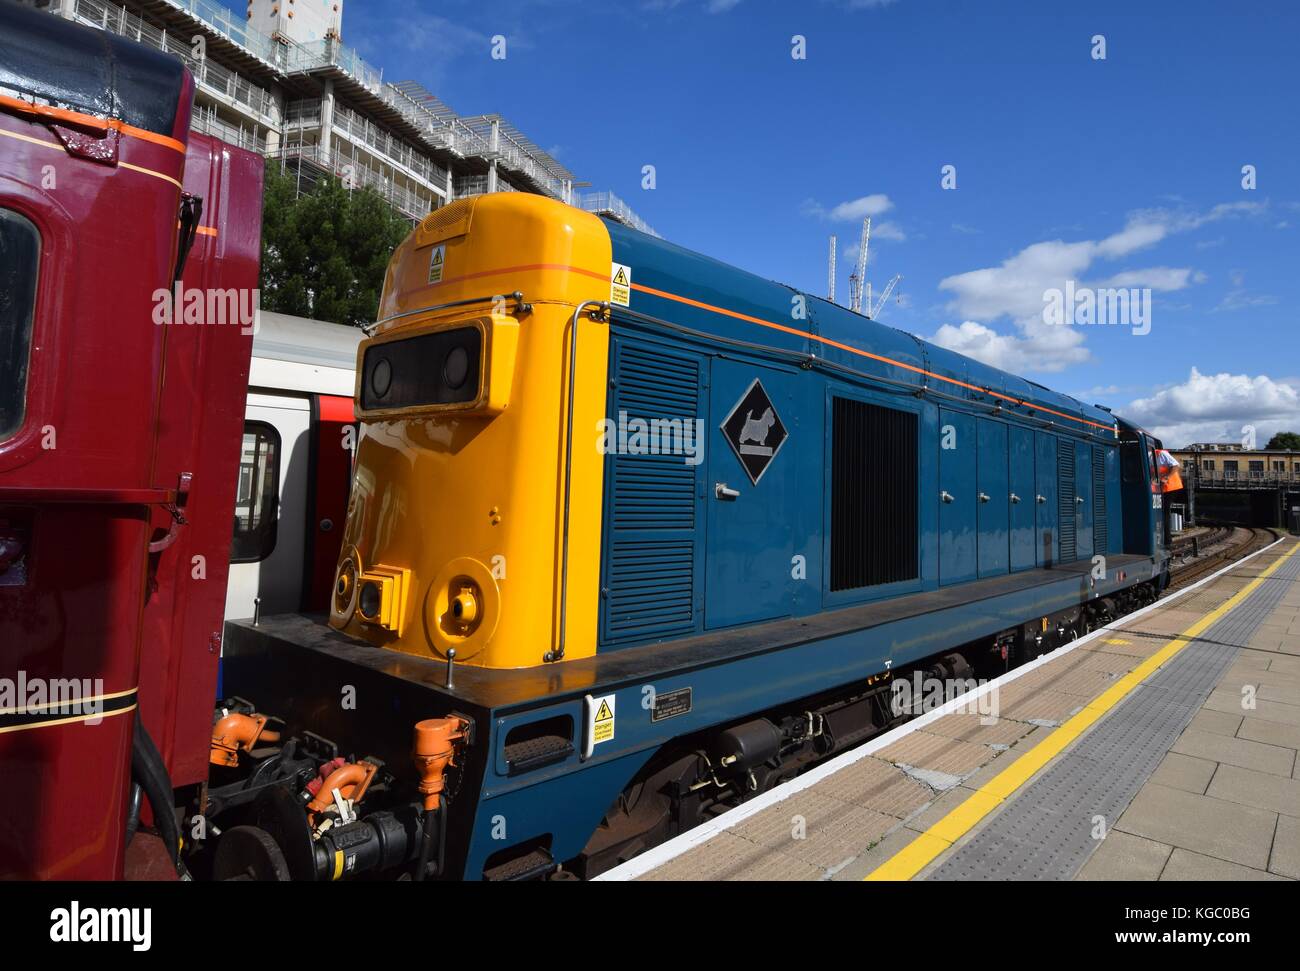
305, 760, 379, 816
413, 716, 469, 811
210, 712, 280, 767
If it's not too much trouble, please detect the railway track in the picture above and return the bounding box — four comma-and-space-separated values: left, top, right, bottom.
1166, 523, 1279, 591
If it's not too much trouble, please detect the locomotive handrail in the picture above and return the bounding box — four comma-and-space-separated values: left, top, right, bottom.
548, 299, 610, 664
362, 290, 531, 336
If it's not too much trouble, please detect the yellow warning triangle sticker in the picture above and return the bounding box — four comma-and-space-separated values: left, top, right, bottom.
595, 699, 613, 721
430, 249, 444, 265
612, 267, 628, 286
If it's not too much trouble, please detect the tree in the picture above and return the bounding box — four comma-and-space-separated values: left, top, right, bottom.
259, 164, 413, 327
1265, 431, 1300, 451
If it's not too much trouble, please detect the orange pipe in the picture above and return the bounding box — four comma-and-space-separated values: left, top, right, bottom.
306, 761, 378, 815
413, 716, 469, 811
210, 712, 277, 767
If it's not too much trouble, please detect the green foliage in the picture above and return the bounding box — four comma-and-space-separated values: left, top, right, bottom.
259, 163, 413, 327
1264, 431, 1300, 451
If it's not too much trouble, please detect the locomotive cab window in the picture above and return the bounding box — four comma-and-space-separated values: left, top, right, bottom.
0, 209, 40, 443
1121, 439, 1145, 483
231, 421, 281, 563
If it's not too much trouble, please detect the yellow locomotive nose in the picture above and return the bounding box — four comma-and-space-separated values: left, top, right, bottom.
329, 193, 613, 669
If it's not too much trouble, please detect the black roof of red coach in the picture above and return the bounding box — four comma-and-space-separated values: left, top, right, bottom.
0, 0, 189, 137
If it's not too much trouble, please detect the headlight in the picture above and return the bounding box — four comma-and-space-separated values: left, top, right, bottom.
358, 580, 382, 620
332, 556, 359, 619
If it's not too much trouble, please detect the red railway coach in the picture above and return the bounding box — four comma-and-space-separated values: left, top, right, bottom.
0, 2, 258, 879
136, 132, 263, 812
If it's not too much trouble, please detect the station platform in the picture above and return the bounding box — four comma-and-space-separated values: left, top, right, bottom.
601, 537, 1300, 882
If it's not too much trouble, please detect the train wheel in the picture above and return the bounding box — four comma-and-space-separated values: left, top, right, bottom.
212, 826, 291, 881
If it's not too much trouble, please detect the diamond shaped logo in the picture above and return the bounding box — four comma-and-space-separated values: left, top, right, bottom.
720, 378, 788, 485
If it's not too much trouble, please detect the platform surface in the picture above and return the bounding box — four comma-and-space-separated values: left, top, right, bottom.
617, 538, 1300, 882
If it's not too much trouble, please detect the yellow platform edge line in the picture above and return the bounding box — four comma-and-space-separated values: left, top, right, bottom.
865, 539, 1298, 881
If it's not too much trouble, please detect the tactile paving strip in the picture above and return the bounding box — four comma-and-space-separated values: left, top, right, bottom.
928, 547, 1299, 881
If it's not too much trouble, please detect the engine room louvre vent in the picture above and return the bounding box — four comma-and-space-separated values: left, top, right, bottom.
1092, 444, 1108, 554
610, 345, 699, 530
1057, 438, 1077, 563
606, 540, 695, 639
415, 198, 473, 246
601, 340, 702, 643
830, 397, 918, 591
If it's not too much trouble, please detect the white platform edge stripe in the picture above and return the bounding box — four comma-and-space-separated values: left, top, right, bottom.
595, 539, 1285, 881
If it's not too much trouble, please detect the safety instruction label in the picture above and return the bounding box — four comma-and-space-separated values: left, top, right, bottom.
651, 687, 692, 723
428, 244, 446, 284
610, 263, 631, 307
591, 694, 616, 745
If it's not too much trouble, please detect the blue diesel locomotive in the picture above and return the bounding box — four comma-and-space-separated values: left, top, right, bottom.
215, 194, 1170, 881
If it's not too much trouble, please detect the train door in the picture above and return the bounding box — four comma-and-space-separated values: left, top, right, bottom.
1009, 425, 1035, 571
301, 394, 356, 612
938, 409, 977, 585
1035, 432, 1058, 566
705, 359, 801, 629
1074, 441, 1094, 560
976, 418, 1009, 578
224, 391, 312, 618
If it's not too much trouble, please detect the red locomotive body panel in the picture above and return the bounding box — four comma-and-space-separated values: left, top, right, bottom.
137, 133, 262, 791
0, 3, 196, 879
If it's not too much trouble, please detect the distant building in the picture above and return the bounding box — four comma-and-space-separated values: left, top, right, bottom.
30, 0, 656, 234
1170, 443, 1300, 486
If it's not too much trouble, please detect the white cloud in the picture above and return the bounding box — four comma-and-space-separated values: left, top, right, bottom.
843, 222, 906, 262
1215, 290, 1278, 311
939, 238, 1098, 322
925, 201, 1268, 374
1095, 219, 1168, 258
1096, 267, 1200, 291
1211, 268, 1277, 311
927, 320, 1058, 373
872, 220, 906, 241
1122, 367, 1300, 447
803, 193, 894, 222
1075, 384, 1123, 400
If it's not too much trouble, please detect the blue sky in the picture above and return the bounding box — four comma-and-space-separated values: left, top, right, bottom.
277, 0, 1297, 446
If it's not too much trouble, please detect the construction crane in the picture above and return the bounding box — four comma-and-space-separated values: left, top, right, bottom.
827, 235, 837, 304
869, 274, 902, 320
849, 217, 871, 313
828, 215, 903, 318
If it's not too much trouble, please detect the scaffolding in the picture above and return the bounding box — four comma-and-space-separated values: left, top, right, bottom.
576, 191, 659, 238
39, 0, 658, 234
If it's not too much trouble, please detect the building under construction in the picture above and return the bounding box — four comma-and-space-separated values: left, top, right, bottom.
31, 0, 656, 233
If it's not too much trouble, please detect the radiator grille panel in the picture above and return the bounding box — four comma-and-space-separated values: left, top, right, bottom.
830, 397, 918, 591
1058, 438, 1077, 562
1092, 444, 1108, 555
605, 540, 696, 638
602, 342, 701, 642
